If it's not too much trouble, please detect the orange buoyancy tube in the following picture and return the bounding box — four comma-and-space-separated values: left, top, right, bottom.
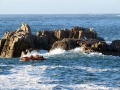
25, 57, 30, 60
35, 54, 39, 59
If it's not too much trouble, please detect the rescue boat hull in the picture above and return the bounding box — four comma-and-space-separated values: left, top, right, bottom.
20, 57, 46, 61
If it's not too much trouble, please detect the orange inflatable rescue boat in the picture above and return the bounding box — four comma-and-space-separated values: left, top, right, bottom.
20, 55, 46, 61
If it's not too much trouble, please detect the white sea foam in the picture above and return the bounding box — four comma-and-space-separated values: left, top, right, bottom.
21, 47, 120, 60
49, 48, 66, 55
20, 47, 120, 60
0, 65, 50, 89
22, 48, 66, 58
70, 47, 82, 52
0, 65, 119, 89
74, 66, 119, 73
68, 84, 117, 90
85, 52, 103, 57
43, 65, 119, 73
22, 50, 40, 57
106, 41, 112, 45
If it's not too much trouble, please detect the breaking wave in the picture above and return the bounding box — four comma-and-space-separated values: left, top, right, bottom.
21, 47, 120, 60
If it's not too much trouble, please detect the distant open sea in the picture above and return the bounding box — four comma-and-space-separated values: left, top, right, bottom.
0, 14, 120, 90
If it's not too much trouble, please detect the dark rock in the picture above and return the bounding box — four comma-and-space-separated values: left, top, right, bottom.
0, 39, 6, 53
50, 38, 79, 52
77, 39, 107, 53
36, 30, 57, 50
97, 37, 105, 41
111, 40, 120, 52
80, 39, 120, 56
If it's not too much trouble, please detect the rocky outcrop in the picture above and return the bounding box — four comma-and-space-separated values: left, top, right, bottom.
0, 23, 34, 58
78, 39, 120, 56
77, 39, 107, 53
0, 23, 120, 58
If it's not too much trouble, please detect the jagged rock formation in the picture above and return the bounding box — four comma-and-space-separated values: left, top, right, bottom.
0, 23, 34, 58
35, 26, 99, 50
69, 27, 98, 39
0, 23, 120, 58
54, 29, 69, 39
77, 39, 107, 53
78, 39, 120, 56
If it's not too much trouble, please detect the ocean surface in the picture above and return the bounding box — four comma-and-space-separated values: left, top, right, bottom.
0, 14, 120, 90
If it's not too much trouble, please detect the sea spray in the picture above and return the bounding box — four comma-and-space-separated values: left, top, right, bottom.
49, 48, 66, 55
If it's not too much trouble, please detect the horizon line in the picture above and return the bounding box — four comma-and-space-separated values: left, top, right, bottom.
0, 13, 120, 15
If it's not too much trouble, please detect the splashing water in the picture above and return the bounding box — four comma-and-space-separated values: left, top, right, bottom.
49, 48, 66, 55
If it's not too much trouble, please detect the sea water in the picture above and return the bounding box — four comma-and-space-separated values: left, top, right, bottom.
0, 14, 120, 90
